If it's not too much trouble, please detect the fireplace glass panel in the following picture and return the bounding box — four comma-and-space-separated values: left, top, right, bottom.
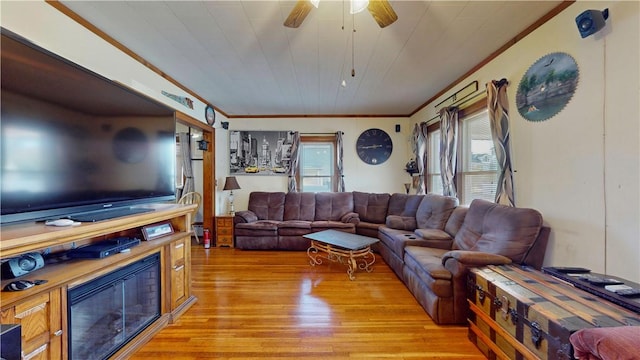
68, 253, 160, 360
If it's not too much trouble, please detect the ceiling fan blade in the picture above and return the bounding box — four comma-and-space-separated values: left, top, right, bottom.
368, 0, 398, 28
284, 0, 314, 28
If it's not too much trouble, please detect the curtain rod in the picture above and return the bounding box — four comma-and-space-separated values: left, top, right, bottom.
424, 90, 488, 124
292, 131, 344, 135
434, 81, 479, 109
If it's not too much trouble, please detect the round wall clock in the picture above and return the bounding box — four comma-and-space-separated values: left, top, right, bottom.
205, 105, 216, 125
356, 128, 393, 165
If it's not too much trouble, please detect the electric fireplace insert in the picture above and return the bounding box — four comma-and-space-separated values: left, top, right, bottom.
67, 253, 160, 360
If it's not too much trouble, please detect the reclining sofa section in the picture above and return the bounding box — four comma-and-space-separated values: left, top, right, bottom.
234, 192, 359, 250
233, 191, 549, 325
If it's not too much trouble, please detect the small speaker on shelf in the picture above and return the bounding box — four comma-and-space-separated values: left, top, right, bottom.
1, 252, 44, 279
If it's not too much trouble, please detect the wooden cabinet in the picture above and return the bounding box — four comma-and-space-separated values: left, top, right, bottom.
169, 237, 187, 310
0, 204, 197, 359
0, 289, 64, 360
215, 216, 234, 248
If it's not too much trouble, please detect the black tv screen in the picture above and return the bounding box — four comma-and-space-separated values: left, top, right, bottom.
1, 29, 176, 224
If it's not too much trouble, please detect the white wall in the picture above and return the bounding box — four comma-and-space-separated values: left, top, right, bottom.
411, 1, 640, 281
3, 1, 638, 281
216, 117, 413, 214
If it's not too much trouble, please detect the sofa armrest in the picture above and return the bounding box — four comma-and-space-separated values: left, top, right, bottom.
385, 215, 417, 231
341, 212, 360, 224
442, 250, 512, 268
234, 210, 258, 223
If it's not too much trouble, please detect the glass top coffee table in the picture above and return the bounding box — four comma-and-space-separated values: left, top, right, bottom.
303, 230, 379, 280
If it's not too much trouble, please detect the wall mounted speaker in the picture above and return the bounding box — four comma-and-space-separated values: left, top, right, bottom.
395, 124, 401, 133
1, 252, 44, 279
221, 121, 229, 130
575, 8, 609, 38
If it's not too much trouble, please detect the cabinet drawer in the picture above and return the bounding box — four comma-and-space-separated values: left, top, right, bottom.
216, 217, 233, 227
1, 289, 63, 360
170, 238, 187, 265
217, 235, 234, 247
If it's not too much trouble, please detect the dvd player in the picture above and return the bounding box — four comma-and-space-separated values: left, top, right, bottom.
67, 237, 141, 259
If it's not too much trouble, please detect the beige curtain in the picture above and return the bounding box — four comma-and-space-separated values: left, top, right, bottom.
287, 131, 300, 192
413, 123, 428, 194
487, 79, 515, 206
336, 131, 345, 192
439, 107, 458, 197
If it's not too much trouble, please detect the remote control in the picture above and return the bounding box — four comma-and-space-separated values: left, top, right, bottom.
548, 266, 591, 274
578, 274, 624, 286
615, 288, 640, 297
605, 284, 633, 292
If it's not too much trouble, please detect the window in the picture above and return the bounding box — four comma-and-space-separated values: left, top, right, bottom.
298, 136, 337, 192
426, 127, 443, 195
427, 102, 498, 205
458, 110, 499, 205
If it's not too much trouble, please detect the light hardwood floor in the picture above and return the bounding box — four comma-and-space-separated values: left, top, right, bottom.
131, 245, 485, 359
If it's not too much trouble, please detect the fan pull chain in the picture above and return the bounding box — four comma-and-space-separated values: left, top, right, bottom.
352, 13, 356, 77
342, 0, 345, 30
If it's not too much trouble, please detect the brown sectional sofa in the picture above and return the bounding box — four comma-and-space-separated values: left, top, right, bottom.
235, 191, 360, 250
233, 191, 549, 325
401, 199, 549, 324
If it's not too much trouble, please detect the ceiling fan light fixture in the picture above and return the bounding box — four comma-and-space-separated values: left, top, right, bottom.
310, 0, 320, 8
350, 0, 369, 14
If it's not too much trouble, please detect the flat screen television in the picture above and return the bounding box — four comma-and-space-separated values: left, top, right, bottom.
1, 28, 176, 225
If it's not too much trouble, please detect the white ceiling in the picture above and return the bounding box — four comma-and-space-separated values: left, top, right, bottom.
59, 0, 564, 117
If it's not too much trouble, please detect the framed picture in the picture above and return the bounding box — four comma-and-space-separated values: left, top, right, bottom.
516, 52, 579, 122
229, 130, 293, 175
141, 222, 174, 241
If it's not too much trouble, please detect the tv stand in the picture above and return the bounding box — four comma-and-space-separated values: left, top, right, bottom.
0, 203, 197, 360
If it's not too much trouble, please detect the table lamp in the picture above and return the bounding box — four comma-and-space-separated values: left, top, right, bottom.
223, 176, 241, 215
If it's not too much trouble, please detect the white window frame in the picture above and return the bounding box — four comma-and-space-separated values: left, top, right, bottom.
426, 101, 499, 205
297, 136, 337, 192
457, 109, 499, 205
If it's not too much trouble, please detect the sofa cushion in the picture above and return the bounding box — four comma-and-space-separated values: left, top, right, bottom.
404, 246, 452, 297
444, 206, 468, 238
248, 192, 286, 221
355, 221, 381, 238
284, 192, 315, 221
413, 228, 453, 241
235, 220, 280, 236
277, 220, 312, 236
386, 215, 417, 230
452, 199, 543, 264
379, 226, 451, 258
387, 194, 424, 217
315, 192, 354, 221
310, 221, 355, 233
415, 194, 459, 230
353, 191, 390, 223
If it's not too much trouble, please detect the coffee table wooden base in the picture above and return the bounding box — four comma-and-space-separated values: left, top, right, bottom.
307, 240, 376, 280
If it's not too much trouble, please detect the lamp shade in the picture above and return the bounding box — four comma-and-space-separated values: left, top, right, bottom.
223, 176, 241, 191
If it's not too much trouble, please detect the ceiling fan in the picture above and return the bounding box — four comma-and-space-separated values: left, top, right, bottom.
284, 0, 398, 29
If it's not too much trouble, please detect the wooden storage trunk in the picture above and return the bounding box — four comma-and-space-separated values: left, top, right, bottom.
467, 265, 640, 360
